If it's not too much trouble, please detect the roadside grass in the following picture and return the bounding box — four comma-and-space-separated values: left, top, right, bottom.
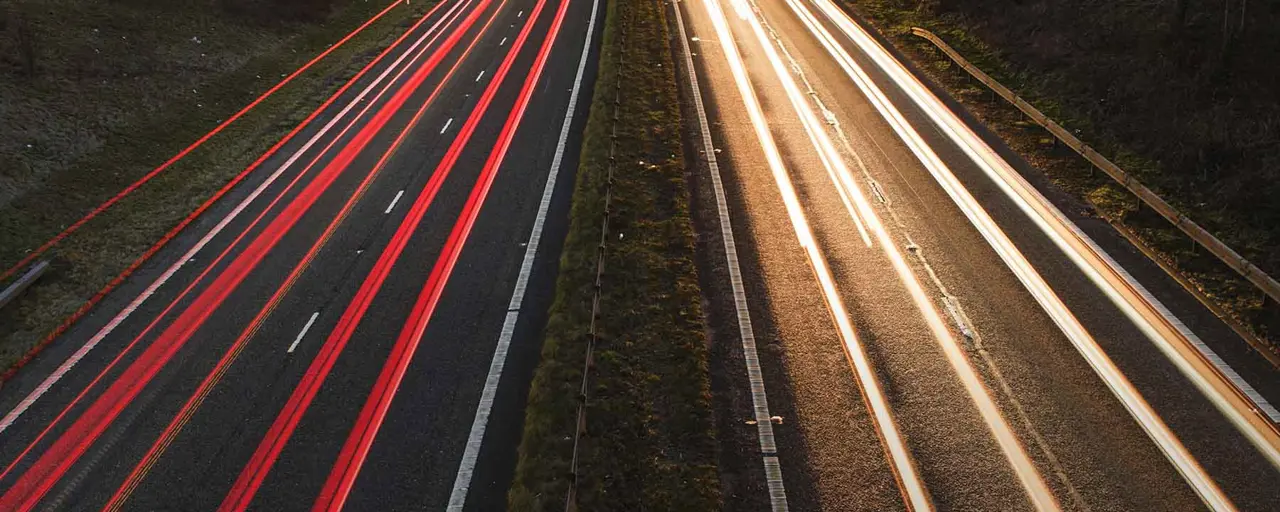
0, 0, 436, 372
508, 0, 720, 509
842, 0, 1280, 357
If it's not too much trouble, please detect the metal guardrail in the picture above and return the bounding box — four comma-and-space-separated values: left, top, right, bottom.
564, 12, 627, 512
909, 27, 1280, 310
0, 261, 50, 312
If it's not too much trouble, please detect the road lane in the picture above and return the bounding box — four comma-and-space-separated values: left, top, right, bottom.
677, 0, 1280, 509
790, 0, 1280, 506
0, 0, 466, 445
0, 0, 599, 509
105, 6, 513, 507
0, 2, 497, 506
0, 2, 494, 506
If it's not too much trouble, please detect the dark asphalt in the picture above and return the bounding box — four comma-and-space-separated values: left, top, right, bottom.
0, 0, 601, 509
675, 0, 1280, 510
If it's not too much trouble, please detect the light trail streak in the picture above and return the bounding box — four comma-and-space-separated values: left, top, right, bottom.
788, 0, 1249, 508
731, 0, 1058, 508
0, 0, 466, 441
805, 0, 1280, 463
672, 0, 789, 507
699, 0, 931, 508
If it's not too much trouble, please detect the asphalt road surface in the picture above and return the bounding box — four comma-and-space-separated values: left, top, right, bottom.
672, 0, 1280, 510
0, 0, 602, 509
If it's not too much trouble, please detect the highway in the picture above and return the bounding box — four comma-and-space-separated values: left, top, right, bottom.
673, 0, 1280, 510
0, 0, 601, 509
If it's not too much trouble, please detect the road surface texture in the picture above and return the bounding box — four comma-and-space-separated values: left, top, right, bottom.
672, 0, 1280, 510
0, 0, 601, 509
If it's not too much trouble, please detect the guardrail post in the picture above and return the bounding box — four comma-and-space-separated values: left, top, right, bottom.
1261, 293, 1280, 337
0, 261, 50, 312
910, 26, 1280, 362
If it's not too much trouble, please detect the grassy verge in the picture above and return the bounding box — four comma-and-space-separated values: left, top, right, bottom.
507, 0, 720, 509
0, 0, 437, 371
843, 0, 1280, 356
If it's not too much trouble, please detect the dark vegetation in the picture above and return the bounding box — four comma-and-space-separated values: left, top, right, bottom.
0, 0, 433, 371
849, 0, 1280, 351
509, 0, 720, 509
220, 0, 338, 23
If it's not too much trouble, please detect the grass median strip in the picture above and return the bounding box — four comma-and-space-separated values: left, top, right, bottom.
0, 0, 436, 373
508, 0, 720, 509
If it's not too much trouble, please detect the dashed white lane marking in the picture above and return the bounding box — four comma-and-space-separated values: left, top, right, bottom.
673, 0, 789, 509
440, 117, 454, 134
384, 190, 405, 214
499, 36, 507, 46
287, 312, 320, 353
475, 70, 486, 82
445, 0, 600, 509
0, 6, 461, 435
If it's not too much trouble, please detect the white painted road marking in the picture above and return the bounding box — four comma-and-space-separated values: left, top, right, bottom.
499, 36, 507, 46
0, 4, 466, 435
445, 0, 599, 508
797, 0, 1251, 506
672, 1, 789, 509
384, 190, 405, 214
475, 70, 485, 82
440, 118, 453, 134
287, 312, 320, 353
698, 0, 934, 507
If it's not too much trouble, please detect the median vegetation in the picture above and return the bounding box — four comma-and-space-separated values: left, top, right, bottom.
0, 0, 435, 372
508, 0, 720, 509
844, 0, 1280, 354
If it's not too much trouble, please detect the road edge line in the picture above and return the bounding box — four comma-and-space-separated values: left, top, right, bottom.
669, 1, 789, 509
444, 0, 600, 508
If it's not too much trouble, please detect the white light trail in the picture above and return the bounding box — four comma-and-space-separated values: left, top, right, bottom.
700, 0, 932, 508
734, 0, 1058, 508
789, 0, 1249, 508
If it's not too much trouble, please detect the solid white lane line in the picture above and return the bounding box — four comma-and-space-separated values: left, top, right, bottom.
792, 0, 1242, 508
699, 0, 932, 508
444, 0, 599, 508
0, 0, 473, 435
475, 70, 486, 82
384, 190, 406, 214
440, 118, 454, 134
287, 312, 320, 353
672, 1, 789, 509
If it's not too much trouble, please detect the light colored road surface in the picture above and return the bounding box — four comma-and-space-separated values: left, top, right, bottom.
673, 0, 1280, 509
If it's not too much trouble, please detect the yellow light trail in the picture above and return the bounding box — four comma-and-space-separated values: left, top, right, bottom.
788, 0, 1254, 508
728, 0, 1061, 508
698, 0, 931, 508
